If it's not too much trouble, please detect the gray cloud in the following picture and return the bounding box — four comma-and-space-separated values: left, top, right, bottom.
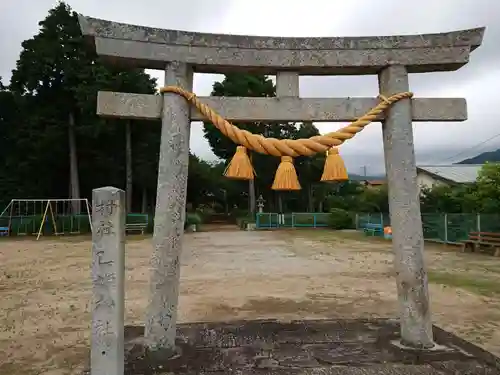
0, 0, 231, 81
1, 0, 499, 172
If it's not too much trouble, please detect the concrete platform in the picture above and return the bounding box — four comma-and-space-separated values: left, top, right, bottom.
116, 319, 500, 374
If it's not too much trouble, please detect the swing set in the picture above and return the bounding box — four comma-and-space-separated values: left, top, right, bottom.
0, 199, 92, 239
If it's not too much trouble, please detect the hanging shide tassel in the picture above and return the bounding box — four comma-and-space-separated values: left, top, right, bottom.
272, 156, 301, 191
224, 146, 255, 180
320, 147, 348, 182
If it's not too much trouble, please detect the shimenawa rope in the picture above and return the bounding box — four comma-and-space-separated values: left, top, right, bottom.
159, 86, 412, 190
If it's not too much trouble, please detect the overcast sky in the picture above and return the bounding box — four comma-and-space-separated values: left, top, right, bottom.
1, 0, 499, 175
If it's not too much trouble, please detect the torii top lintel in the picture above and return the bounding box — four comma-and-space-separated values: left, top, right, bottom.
78, 15, 485, 75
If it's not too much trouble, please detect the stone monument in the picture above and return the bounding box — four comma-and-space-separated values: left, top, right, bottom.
91, 187, 126, 375
79, 13, 484, 359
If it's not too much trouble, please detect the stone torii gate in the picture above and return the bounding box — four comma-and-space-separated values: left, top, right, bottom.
79, 14, 484, 355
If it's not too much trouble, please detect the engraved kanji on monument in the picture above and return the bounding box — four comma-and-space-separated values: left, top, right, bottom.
91, 187, 125, 375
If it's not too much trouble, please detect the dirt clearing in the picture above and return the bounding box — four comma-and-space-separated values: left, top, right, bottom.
1, 229, 499, 374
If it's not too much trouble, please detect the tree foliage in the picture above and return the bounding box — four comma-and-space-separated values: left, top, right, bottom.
202, 73, 332, 212
417, 163, 500, 214
1, 2, 159, 211
475, 163, 500, 213
4, 2, 500, 220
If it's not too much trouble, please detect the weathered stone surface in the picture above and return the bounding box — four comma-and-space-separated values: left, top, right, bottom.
91, 187, 126, 375
175, 318, 392, 348
96, 91, 468, 122
78, 15, 484, 74
114, 319, 500, 374
431, 360, 500, 374
276, 72, 300, 97
378, 65, 433, 348
79, 15, 484, 50
143, 62, 193, 352
92, 38, 472, 74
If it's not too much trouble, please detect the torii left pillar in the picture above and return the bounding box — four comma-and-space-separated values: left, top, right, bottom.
144, 62, 193, 352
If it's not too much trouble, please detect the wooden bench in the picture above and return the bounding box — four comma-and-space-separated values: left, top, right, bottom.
0, 226, 9, 236
461, 231, 500, 257
125, 222, 148, 235
363, 223, 383, 236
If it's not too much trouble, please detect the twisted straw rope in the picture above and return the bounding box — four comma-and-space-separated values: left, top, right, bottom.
159, 86, 412, 157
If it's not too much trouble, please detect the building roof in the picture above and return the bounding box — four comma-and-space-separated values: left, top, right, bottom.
416, 164, 483, 183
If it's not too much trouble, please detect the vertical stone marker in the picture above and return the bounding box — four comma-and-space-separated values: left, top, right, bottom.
91, 187, 126, 375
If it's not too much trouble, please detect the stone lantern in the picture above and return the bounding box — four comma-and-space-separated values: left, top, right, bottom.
256, 195, 265, 213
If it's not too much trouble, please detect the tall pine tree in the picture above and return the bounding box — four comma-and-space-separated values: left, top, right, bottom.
8, 2, 157, 211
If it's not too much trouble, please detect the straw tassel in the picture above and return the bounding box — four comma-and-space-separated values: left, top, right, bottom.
224, 146, 255, 180
272, 156, 301, 191
320, 147, 348, 182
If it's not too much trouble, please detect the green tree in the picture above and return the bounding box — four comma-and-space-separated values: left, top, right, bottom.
9, 2, 90, 205
203, 73, 318, 213
187, 153, 217, 209
0, 83, 24, 208
203, 74, 276, 160
294, 122, 327, 212
7, 1, 156, 212
419, 184, 477, 213
324, 181, 365, 211
475, 163, 500, 213
357, 185, 389, 213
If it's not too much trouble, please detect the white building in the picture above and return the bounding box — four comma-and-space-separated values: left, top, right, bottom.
416, 164, 483, 191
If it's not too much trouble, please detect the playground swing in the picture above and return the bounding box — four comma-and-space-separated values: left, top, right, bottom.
68, 200, 83, 235
36, 199, 88, 239
16, 201, 30, 236
36, 200, 58, 239
31, 201, 36, 234
56, 200, 81, 235
0, 198, 92, 239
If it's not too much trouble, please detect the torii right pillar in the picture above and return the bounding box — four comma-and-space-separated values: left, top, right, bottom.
379, 65, 433, 348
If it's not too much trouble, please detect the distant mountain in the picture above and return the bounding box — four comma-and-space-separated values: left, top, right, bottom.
459, 149, 500, 164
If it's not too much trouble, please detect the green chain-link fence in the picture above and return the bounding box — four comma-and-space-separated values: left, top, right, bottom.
356, 213, 500, 243
0, 213, 151, 237
256, 212, 331, 229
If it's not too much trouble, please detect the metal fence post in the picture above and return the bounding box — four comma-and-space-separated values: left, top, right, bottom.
444, 213, 448, 243
477, 213, 481, 241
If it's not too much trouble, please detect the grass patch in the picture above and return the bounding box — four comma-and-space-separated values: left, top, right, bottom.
428, 271, 500, 297
462, 262, 500, 275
